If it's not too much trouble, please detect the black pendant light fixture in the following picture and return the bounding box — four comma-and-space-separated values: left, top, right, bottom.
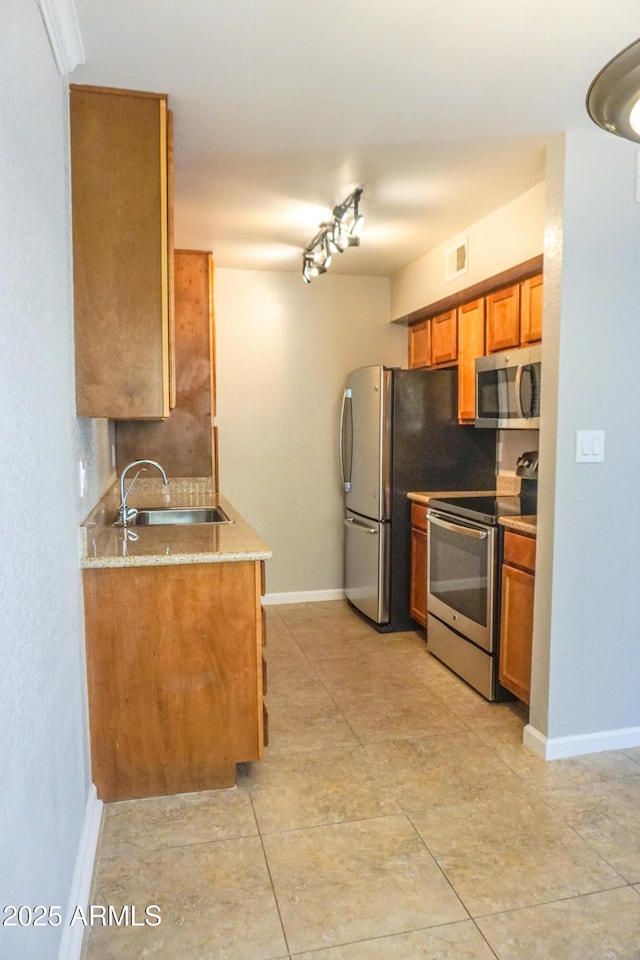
587, 37, 640, 142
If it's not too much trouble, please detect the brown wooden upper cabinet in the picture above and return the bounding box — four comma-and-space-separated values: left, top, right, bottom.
486, 274, 543, 353
486, 284, 520, 353
408, 320, 430, 369
115, 251, 217, 479
520, 273, 543, 344
70, 85, 175, 419
457, 298, 485, 423
430, 309, 457, 366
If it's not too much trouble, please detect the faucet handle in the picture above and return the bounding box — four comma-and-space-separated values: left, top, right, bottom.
117, 505, 139, 526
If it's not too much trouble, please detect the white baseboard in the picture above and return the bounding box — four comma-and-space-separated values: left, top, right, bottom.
524, 722, 640, 760
57, 784, 103, 960
263, 588, 346, 605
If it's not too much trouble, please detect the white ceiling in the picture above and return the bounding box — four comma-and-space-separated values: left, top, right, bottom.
70, 0, 640, 277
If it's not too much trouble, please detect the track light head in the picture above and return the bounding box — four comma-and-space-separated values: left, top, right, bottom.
301, 188, 364, 282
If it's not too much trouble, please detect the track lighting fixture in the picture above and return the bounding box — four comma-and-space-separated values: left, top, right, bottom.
587, 37, 640, 141
301, 188, 364, 282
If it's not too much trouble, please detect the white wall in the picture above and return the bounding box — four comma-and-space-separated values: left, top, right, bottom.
391, 182, 546, 320
0, 3, 109, 957
527, 131, 640, 757
214, 269, 406, 598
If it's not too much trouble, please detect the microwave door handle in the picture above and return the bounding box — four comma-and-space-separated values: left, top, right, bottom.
339, 388, 353, 492
515, 364, 526, 418
516, 363, 535, 418
428, 513, 488, 540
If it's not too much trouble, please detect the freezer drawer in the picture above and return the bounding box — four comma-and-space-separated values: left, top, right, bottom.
344, 510, 390, 624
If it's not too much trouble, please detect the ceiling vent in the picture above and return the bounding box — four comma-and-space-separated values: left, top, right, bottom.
445, 238, 468, 282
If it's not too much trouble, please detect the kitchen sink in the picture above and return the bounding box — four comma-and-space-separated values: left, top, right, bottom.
124, 506, 233, 526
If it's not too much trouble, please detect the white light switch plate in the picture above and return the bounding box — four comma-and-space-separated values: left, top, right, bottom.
576, 430, 605, 463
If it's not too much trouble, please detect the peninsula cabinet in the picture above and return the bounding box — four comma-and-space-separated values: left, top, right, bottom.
410, 502, 429, 626
83, 559, 266, 801
70, 85, 174, 419
499, 529, 536, 704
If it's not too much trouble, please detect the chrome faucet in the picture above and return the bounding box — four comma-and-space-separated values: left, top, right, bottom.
118, 459, 169, 526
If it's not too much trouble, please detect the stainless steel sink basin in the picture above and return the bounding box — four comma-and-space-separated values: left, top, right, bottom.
127, 506, 233, 526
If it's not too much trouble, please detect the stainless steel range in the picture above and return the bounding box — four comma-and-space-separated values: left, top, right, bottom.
426, 470, 537, 701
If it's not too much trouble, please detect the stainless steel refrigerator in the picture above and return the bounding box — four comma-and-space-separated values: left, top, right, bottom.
339, 364, 497, 631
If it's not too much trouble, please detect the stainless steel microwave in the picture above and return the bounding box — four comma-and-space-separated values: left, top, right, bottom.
475, 344, 541, 429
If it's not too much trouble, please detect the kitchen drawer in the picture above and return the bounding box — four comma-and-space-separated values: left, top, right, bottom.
411, 502, 429, 532
503, 529, 536, 572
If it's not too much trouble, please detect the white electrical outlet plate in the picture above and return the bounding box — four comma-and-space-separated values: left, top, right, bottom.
575, 430, 605, 463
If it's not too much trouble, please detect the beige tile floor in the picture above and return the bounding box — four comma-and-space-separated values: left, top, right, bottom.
82, 600, 640, 959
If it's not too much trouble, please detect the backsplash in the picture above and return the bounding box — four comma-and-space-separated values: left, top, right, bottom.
497, 428, 540, 477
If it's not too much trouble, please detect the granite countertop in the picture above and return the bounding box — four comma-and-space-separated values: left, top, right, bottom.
499, 515, 537, 536
80, 477, 272, 568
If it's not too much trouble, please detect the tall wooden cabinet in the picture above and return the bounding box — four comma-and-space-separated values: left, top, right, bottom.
115, 250, 218, 480
70, 85, 174, 419
457, 298, 485, 423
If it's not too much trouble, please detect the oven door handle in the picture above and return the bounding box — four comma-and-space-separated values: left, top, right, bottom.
428, 512, 488, 540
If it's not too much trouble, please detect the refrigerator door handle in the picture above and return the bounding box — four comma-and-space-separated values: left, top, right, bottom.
344, 516, 378, 535
339, 388, 353, 492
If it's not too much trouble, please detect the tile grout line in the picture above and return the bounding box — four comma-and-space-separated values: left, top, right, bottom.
247, 788, 293, 959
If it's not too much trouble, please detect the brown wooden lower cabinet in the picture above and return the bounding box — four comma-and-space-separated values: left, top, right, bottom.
410, 502, 429, 626
499, 530, 536, 704
83, 559, 265, 801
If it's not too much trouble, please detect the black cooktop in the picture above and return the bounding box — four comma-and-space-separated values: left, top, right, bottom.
427, 493, 536, 526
